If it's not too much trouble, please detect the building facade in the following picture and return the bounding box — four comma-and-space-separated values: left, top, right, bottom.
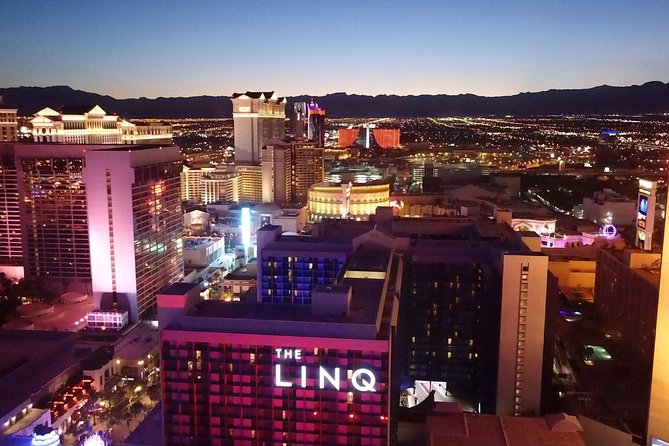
160, 236, 397, 445
231, 92, 286, 164
0, 97, 18, 142
307, 182, 390, 221
84, 145, 184, 320
292, 143, 324, 205
262, 143, 292, 204
2, 144, 182, 320
30, 105, 172, 145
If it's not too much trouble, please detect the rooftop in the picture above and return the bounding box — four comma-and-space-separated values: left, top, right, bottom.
165, 247, 394, 340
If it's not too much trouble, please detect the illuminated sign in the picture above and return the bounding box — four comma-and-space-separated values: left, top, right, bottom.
599, 224, 617, 238
638, 196, 649, 229
274, 348, 376, 392
241, 207, 251, 247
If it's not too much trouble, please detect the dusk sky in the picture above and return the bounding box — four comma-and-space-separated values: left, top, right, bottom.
2, 0, 668, 99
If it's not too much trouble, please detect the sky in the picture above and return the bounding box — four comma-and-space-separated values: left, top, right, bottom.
1, 0, 668, 99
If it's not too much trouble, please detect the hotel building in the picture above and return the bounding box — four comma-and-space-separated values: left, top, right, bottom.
0, 145, 22, 268
307, 182, 390, 221
160, 230, 398, 445
292, 142, 324, 205
84, 145, 184, 320
0, 97, 18, 142
647, 189, 669, 445
314, 211, 556, 416
0, 143, 183, 320
181, 164, 239, 204
231, 92, 286, 164
30, 105, 172, 145
262, 142, 292, 204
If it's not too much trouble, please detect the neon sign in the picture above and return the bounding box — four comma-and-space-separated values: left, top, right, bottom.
274, 348, 376, 392
599, 224, 617, 238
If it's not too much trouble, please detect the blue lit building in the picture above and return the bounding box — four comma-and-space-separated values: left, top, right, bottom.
256, 225, 349, 304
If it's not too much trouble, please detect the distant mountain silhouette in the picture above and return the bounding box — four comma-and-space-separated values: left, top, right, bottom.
1, 82, 668, 118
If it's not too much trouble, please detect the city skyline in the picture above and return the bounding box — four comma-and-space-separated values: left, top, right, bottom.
1, 1, 668, 99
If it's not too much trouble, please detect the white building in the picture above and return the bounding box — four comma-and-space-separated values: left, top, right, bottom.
0, 96, 18, 142
181, 164, 239, 204
497, 252, 550, 416
84, 145, 184, 320
30, 105, 172, 145
583, 189, 636, 227
231, 91, 286, 164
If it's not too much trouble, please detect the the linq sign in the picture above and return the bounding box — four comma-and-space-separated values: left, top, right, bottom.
273, 348, 376, 392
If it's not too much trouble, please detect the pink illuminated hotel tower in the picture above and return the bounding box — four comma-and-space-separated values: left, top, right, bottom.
158, 225, 398, 445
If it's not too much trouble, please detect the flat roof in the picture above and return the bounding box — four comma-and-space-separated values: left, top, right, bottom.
0, 331, 87, 418
160, 282, 199, 296
428, 408, 585, 446
114, 323, 160, 361
166, 248, 394, 340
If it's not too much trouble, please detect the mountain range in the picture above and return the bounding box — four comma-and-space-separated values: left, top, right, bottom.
1, 82, 668, 119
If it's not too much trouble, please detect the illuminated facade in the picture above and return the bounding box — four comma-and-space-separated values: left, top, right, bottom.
181, 164, 239, 204
202, 171, 240, 204
0, 145, 22, 266
647, 190, 669, 445
0, 97, 18, 142
180, 164, 217, 202
262, 142, 292, 204
307, 182, 390, 221
231, 92, 286, 164
257, 225, 349, 304
292, 142, 324, 204
307, 101, 326, 146
84, 145, 183, 320
30, 105, 172, 145
338, 126, 400, 149
583, 189, 636, 227
236, 164, 263, 203
314, 213, 555, 416
17, 146, 92, 280
4, 144, 182, 320
637, 179, 657, 250
160, 239, 396, 445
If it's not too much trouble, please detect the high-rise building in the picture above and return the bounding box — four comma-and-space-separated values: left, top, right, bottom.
6, 143, 183, 320
236, 164, 263, 203
291, 142, 324, 204
595, 248, 659, 370
231, 92, 286, 164
180, 164, 217, 202
314, 211, 556, 416
647, 190, 669, 446
30, 105, 172, 145
262, 141, 292, 204
181, 164, 239, 204
307, 100, 326, 146
291, 101, 308, 139
202, 170, 240, 204
595, 130, 617, 168
0, 97, 18, 143
0, 145, 22, 268
256, 225, 349, 304
160, 227, 396, 445
497, 253, 551, 416
84, 145, 184, 320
